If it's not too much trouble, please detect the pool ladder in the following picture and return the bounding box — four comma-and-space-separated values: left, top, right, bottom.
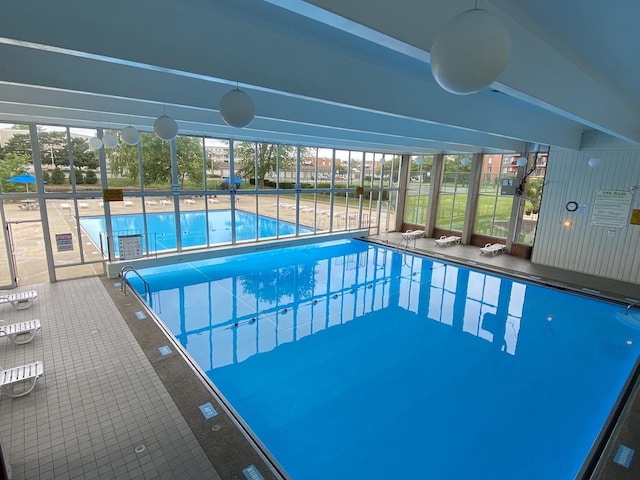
626, 301, 640, 316
120, 265, 150, 301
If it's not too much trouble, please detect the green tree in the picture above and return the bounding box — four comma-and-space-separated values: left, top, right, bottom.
71, 168, 84, 185
234, 142, 297, 187
373, 156, 401, 183
108, 141, 138, 179
1, 130, 98, 169
1, 132, 32, 159
126, 134, 205, 187
442, 155, 472, 186
524, 177, 544, 213
35, 131, 66, 168
63, 137, 99, 169
85, 169, 98, 184
140, 134, 171, 185
41, 131, 98, 169
50, 167, 65, 185
176, 136, 204, 188
0, 153, 29, 192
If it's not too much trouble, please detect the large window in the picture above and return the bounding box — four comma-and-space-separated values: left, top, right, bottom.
516, 153, 547, 245
473, 154, 519, 239
436, 155, 471, 231
0, 120, 403, 284
404, 155, 433, 226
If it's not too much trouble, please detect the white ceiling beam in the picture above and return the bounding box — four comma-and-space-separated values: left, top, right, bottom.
0, 0, 584, 149
298, 0, 640, 145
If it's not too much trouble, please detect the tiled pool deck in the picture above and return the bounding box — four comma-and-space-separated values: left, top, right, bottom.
0, 233, 639, 479
0, 276, 277, 480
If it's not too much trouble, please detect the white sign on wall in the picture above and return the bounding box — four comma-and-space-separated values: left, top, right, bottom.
55, 233, 73, 252
590, 190, 633, 228
118, 234, 143, 260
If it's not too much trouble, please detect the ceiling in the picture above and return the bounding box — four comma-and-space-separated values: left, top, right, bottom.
0, 0, 638, 155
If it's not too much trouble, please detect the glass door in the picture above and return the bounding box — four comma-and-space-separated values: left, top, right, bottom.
0, 213, 17, 288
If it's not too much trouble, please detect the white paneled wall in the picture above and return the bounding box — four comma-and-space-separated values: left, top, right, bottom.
532, 148, 640, 284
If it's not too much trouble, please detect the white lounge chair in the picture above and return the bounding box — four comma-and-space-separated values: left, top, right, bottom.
398, 229, 424, 249
435, 235, 461, 247
0, 361, 44, 398
480, 243, 505, 256
0, 290, 38, 309
0, 319, 41, 344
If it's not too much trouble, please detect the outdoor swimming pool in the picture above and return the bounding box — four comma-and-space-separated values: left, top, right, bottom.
80, 210, 313, 255
129, 238, 640, 479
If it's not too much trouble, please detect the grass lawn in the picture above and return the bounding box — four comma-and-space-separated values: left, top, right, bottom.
405, 192, 514, 234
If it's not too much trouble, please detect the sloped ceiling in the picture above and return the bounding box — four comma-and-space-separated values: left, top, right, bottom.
0, 0, 638, 155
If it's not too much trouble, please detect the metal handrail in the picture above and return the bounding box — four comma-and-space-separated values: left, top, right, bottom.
626, 301, 640, 316
119, 265, 150, 300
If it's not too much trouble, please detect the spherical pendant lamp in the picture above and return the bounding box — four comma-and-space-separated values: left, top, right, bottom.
102, 133, 119, 149
120, 126, 140, 145
220, 88, 255, 128
430, 9, 511, 95
88, 137, 103, 150
153, 115, 178, 141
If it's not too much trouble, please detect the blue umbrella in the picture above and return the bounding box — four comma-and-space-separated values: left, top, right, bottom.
7, 173, 41, 192
223, 177, 245, 184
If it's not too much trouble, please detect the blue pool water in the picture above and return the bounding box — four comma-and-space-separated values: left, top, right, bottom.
130, 239, 640, 479
80, 210, 313, 254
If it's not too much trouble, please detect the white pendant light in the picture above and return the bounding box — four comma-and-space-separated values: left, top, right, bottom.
588, 157, 601, 168
102, 133, 119, 149
517, 156, 528, 167
460, 156, 470, 166
430, 9, 511, 95
120, 126, 140, 145
154, 115, 178, 141
88, 137, 103, 150
220, 88, 255, 128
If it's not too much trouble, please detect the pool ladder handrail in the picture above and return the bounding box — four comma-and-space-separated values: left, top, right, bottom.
626, 301, 640, 316
120, 265, 150, 300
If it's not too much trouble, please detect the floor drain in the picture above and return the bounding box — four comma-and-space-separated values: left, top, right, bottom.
135, 444, 146, 453
211, 424, 221, 432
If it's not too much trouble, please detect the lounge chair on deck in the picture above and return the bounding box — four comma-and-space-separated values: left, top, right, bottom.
435, 235, 461, 247
398, 230, 424, 249
480, 243, 505, 256
0, 361, 44, 398
0, 290, 38, 310
0, 319, 41, 344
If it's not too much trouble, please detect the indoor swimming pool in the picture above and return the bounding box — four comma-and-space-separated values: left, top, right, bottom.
128, 238, 640, 479
80, 210, 314, 255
